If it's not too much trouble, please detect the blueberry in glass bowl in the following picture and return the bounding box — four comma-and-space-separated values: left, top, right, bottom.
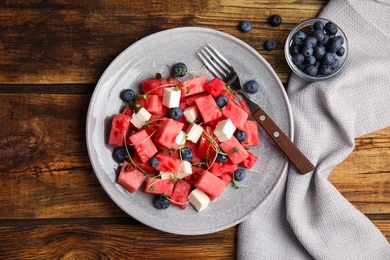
284, 18, 348, 81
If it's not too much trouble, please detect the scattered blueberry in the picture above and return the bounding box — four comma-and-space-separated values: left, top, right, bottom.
234, 169, 246, 181
244, 80, 260, 94
269, 14, 282, 26
216, 153, 228, 163
239, 21, 252, 33
112, 147, 126, 163
148, 156, 159, 168
181, 147, 193, 161
169, 107, 183, 120
264, 40, 276, 51
171, 62, 187, 78
154, 195, 170, 210
215, 95, 228, 108
120, 89, 136, 103
324, 21, 338, 35
235, 130, 247, 142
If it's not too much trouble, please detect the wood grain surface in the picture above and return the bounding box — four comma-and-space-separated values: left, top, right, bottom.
0, 0, 388, 259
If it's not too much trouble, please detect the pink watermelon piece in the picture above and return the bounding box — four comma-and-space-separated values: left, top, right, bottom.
154, 118, 184, 148
121, 106, 134, 117
209, 161, 238, 177
117, 161, 146, 193
141, 77, 179, 96
136, 95, 167, 116
155, 153, 181, 173
239, 120, 260, 147
184, 92, 209, 107
171, 179, 192, 209
218, 136, 249, 164
203, 77, 226, 97
145, 178, 175, 197
131, 152, 155, 174
221, 99, 249, 129
108, 114, 132, 147
194, 170, 227, 198
241, 151, 258, 169
129, 129, 158, 164
195, 94, 223, 125
178, 75, 207, 98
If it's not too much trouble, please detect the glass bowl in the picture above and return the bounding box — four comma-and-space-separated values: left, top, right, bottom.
284, 18, 348, 81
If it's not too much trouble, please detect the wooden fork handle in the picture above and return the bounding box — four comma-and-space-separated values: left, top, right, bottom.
252, 107, 315, 174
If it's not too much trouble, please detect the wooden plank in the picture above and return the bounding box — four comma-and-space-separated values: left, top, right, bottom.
0, 1, 327, 85
0, 223, 236, 259
0, 92, 388, 222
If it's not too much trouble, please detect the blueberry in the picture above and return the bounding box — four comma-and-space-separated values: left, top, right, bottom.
180, 147, 193, 161
303, 36, 317, 48
318, 64, 333, 75
304, 56, 316, 66
322, 52, 336, 65
313, 21, 324, 31
244, 80, 260, 94
289, 44, 301, 55
301, 45, 313, 57
216, 153, 228, 163
171, 62, 187, 78
327, 37, 343, 52
303, 65, 318, 76
322, 34, 330, 46
336, 47, 345, 57
169, 107, 183, 120
291, 53, 305, 66
113, 147, 126, 163
313, 45, 326, 59
148, 156, 159, 168
234, 169, 246, 181
292, 31, 307, 45
330, 58, 340, 70
235, 130, 247, 142
312, 29, 325, 44
269, 14, 282, 26
154, 195, 170, 210
264, 40, 276, 51
120, 89, 136, 103
215, 95, 228, 108
324, 22, 338, 35
239, 21, 252, 33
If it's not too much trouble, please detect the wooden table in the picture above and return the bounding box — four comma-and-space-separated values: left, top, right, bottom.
1, 1, 388, 258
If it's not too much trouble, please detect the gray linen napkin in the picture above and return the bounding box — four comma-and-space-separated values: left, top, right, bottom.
238, 0, 390, 259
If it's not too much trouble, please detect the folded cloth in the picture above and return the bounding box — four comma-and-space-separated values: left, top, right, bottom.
237, 0, 390, 259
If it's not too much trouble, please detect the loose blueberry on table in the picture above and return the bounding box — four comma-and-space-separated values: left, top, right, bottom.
239, 21, 252, 33
264, 40, 276, 51
269, 14, 282, 27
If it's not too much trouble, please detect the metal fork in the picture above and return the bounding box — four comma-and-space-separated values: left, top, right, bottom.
198, 44, 314, 174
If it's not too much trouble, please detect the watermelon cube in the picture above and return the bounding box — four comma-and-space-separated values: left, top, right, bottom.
145, 178, 174, 197
121, 106, 134, 117
220, 89, 251, 115
131, 152, 155, 174
209, 161, 238, 177
171, 179, 192, 209
219, 173, 233, 185
154, 118, 184, 148
108, 114, 132, 147
197, 126, 218, 161
136, 95, 167, 116
155, 153, 181, 173
241, 151, 258, 169
195, 95, 223, 125
117, 161, 146, 193
184, 93, 209, 107
129, 129, 158, 164
218, 136, 249, 164
194, 170, 227, 198
141, 77, 179, 96
222, 99, 249, 129
239, 120, 260, 147
204, 78, 226, 97
178, 75, 207, 98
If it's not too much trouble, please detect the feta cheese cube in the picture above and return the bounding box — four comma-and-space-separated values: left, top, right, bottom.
189, 188, 210, 212
185, 123, 203, 143
162, 87, 181, 108
160, 171, 174, 180
130, 107, 151, 129
213, 118, 236, 142
183, 106, 199, 123
173, 130, 186, 150
176, 161, 192, 179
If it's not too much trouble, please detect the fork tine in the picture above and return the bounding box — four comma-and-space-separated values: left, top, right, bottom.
204, 46, 231, 74
197, 51, 222, 78
207, 44, 233, 69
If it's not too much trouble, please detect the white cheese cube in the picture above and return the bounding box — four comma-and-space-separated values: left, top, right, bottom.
160, 171, 174, 180
213, 118, 236, 142
176, 161, 192, 179
183, 106, 199, 123
162, 87, 181, 108
185, 123, 203, 143
173, 130, 186, 150
130, 107, 151, 129
189, 188, 210, 212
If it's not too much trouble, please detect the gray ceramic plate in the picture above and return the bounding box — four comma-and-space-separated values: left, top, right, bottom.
86, 27, 293, 235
